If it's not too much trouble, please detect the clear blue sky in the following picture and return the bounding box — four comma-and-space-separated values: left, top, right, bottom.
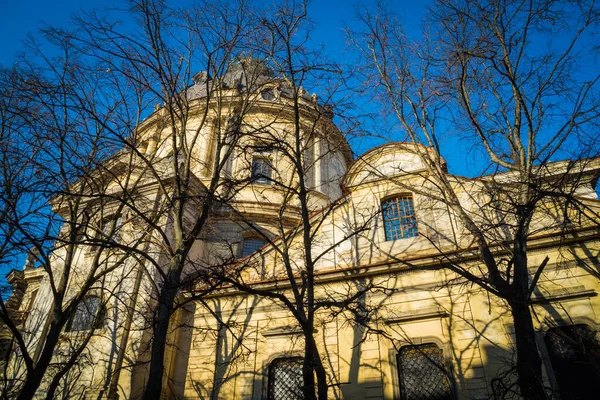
0, 0, 112, 65
0, 0, 431, 67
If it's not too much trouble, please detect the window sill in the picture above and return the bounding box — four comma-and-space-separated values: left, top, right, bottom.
383, 234, 419, 242
60, 327, 106, 340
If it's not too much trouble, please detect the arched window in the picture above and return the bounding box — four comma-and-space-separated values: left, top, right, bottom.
261, 89, 277, 101
242, 238, 266, 258
382, 195, 418, 240
397, 343, 453, 400
268, 357, 304, 400
65, 295, 104, 332
544, 324, 600, 399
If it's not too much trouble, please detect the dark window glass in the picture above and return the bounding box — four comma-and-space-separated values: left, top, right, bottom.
251, 157, 273, 185
268, 357, 304, 400
242, 238, 266, 257
102, 216, 122, 241
382, 196, 418, 240
545, 324, 600, 399
0, 339, 11, 362
261, 89, 276, 100
66, 296, 103, 332
90, 216, 122, 250
397, 344, 453, 400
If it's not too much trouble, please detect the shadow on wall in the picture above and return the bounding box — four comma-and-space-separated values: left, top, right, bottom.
185, 296, 258, 400
480, 343, 520, 400
340, 380, 383, 400
173, 248, 600, 400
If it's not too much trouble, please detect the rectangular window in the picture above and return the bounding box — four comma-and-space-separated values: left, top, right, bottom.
99, 215, 123, 242
268, 357, 304, 400
251, 157, 273, 184
66, 296, 103, 332
397, 344, 453, 400
382, 195, 418, 240
88, 215, 122, 252
242, 238, 266, 258
0, 339, 11, 363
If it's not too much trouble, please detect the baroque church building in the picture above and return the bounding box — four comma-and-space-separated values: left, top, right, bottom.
3, 60, 600, 400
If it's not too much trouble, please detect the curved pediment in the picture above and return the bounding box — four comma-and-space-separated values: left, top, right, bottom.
344, 143, 445, 187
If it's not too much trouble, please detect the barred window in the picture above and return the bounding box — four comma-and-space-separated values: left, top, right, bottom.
65, 296, 104, 332
397, 343, 453, 400
268, 357, 304, 400
242, 238, 266, 258
545, 324, 600, 399
382, 196, 418, 240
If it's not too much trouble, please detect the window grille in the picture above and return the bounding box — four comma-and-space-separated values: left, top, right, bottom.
397, 344, 453, 400
545, 324, 600, 399
251, 157, 273, 184
242, 238, 266, 257
268, 357, 304, 400
65, 296, 103, 332
382, 196, 418, 240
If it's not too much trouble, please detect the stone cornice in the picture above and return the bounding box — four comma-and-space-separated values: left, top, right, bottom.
193, 226, 600, 300
531, 289, 597, 305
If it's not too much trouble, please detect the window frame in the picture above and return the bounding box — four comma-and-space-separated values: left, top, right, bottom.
381, 195, 419, 241
396, 343, 454, 400
251, 157, 273, 185
101, 214, 123, 241
267, 356, 304, 400
241, 237, 267, 258
65, 295, 105, 333
260, 88, 278, 101
250, 144, 275, 185
86, 214, 123, 255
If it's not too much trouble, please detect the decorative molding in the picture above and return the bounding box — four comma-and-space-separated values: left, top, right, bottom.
261, 326, 303, 337
385, 308, 449, 325
531, 289, 597, 304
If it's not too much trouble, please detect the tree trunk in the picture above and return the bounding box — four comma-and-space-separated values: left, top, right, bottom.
314, 347, 328, 400
509, 301, 547, 400
17, 323, 62, 400
303, 331, 328, 400
143, 268, 181, 400
45, 363, 71, 400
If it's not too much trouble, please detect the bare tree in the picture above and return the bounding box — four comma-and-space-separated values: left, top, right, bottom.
0, 41, 156, 399
190, 4, 395, 400
4, 0, 361, 398
45, 1, 298, 398
350, 1, 600, 399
